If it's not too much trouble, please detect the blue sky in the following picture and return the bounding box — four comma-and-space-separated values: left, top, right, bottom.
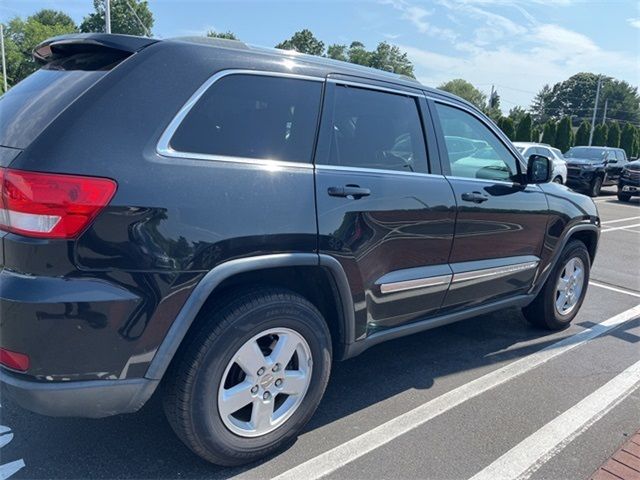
2, 0, 639, 109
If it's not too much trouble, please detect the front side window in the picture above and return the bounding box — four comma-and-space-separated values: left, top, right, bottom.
169, 74, 323, 163
435, 103, 520, 182
321, 85, 428, 173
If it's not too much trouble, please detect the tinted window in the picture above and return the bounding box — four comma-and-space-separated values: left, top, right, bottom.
435, 103, 520, 182
565, 147, 606, 161
0, 63, 107, 149
615, 150, 626, 162
538, 147, 553, 158
170, 75, 323, 163
322, 85, 428, 173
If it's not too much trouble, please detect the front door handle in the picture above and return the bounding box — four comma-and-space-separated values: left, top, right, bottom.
461, 191, 489, 203
328, 185, 371, 199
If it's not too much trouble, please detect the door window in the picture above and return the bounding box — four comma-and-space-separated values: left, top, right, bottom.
321, 85, 428, 173
169, 74, 323, 163
435, 103, 520, 182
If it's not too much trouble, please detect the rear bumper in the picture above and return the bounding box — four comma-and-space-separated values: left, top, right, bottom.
0, 369, 158, 418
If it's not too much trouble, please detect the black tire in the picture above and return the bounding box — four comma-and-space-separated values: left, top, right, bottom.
617, 192, 632, 202
162, 288, 332, 466
587, 176, 603, 197
553, 176, 563, 184
523, 240, 590, 330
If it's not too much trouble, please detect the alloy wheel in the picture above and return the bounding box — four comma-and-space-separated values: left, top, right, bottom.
554, 257, 585, 316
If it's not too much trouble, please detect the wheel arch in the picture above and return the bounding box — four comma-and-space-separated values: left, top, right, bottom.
145, 253, 355, 380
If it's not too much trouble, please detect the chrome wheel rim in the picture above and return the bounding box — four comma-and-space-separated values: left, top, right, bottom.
217, 328, 312, 437
554, 257, 585, 316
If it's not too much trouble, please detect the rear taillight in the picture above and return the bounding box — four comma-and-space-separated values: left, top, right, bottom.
0, 347, 30, 372
0, 168, 117, 239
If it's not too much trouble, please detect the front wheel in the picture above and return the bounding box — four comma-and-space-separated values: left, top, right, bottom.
163, 288, 332, 466
617, 192, 632, 202
523, 240, 590, 330
553, 176, 563, 184
587, 176, 603, 197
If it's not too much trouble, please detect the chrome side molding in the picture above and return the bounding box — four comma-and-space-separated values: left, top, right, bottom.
380, 274, 452, 294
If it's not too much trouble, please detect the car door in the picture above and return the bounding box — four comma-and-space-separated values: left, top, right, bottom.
315, 78, 457, 339
604, 150, 622, 183
429, 99, 549, 310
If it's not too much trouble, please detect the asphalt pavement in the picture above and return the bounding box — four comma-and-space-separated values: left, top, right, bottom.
1, 186, 639, 480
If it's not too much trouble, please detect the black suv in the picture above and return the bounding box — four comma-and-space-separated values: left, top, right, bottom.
0, 34, 600, 466
617, 160, 640, 201
565, 146, 628, 196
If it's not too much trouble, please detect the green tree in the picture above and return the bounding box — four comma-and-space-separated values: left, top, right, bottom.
326, 44, 347, 61
633, 129, 640, 158
483, 89, 501, 122
81, 0, 153, 36
531, 73, 640, 125
275, 29, 324, 55
606, 121, 621, 147
555, 116, 573, 152
3, 10, 77, 88
620, 123, 635, 158
508, 106, 527, 126
515, 114, 532, 142
541, 120, 557, 146
437, 79, 486, 109
206, 30, 238, 40
531, 126, 542, 143
497, 117, 515, 140
592, 123, 608, 146
574, 120, 591, 146
345, 41, 371, 66
368, 42, 414, 77
530, 84, 552, 123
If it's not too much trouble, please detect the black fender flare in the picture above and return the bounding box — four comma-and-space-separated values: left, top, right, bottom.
144, 253, 355, 380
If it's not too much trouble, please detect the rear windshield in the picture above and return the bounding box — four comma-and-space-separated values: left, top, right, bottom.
0, 53, 117, 149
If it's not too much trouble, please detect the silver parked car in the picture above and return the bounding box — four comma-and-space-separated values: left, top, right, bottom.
514, 142, 568, 184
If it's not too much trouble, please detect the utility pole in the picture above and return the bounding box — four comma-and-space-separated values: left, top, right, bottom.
489, 84, 495, 108
105, 0, 111, 33
588, 75, 602, 146
0, 23, 7, 93
602, 98, 608, 125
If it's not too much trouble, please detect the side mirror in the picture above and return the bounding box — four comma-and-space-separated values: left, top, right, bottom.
527, 154, 552, 184
606, 158, 617, 164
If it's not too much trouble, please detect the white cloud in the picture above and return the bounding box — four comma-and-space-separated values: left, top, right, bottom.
381, 0, 458, 40
628, 18, 640, 29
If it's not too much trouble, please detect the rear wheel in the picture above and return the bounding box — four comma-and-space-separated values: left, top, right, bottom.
523, 240, 590, 330
617, 192, 632, 202
587, 176, 603, 197
553, 176, 563, 184
163, 288, 332, 466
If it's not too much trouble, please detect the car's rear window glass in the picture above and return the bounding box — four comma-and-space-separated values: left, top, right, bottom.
170, 75, 323, 164
0, 61, 107, 149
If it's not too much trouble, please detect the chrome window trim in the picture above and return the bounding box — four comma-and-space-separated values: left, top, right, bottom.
156, 69, 324, 167
426, 96, 528, 172
315, 164, 444, 179
327, 78, 423, 97
452, 261, 539, 284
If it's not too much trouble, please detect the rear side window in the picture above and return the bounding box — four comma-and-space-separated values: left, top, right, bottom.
320, 85, 428, 173
169, 75, 323, 164
0, 55, 111, 149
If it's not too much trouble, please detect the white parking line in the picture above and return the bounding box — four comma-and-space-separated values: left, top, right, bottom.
590, 281, 640, 298
469, 358, 640, 480
601, 215, 640, 225
269, 304, 640, 480
595, 200, 640, 209
601, 223, 640, 233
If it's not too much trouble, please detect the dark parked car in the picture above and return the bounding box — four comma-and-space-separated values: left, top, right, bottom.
617, 159, 640, 201
0, 34, 600, 466
564, 146, 628, 196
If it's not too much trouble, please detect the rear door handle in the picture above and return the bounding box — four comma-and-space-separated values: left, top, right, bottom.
328, 185, 371, 199
461, 191, 489, 203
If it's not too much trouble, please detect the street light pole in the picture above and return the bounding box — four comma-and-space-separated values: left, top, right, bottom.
588, 75, 602, 146
0, 23, 8, 93
105, 0, 111, 33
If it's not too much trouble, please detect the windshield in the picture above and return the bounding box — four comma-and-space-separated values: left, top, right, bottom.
565, 147, 606, 161
551, 148, 564, 159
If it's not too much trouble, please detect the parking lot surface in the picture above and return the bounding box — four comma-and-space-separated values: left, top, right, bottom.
1, 188, 639, 480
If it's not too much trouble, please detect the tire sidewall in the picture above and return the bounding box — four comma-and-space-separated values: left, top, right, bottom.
189, 298, 331, 458
590, 176, 602, 196
544, 242, 590, 327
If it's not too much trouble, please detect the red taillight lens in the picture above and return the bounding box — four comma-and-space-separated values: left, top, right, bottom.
0, 347, 30, 372
0, 168, 117, 239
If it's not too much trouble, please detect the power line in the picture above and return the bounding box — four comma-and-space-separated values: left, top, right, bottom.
125, 0, 151, 37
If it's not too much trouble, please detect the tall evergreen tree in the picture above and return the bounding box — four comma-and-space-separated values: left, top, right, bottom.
555, 116, 573, 152
497, 117, 515, 140
531, 126, 542, 143
515, 114, 532, 142
541, 120, 557, 146
574, 120, 591, 146
606, 122, 621, 147
620, 123, 636, 158
592, 124, 608, 146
